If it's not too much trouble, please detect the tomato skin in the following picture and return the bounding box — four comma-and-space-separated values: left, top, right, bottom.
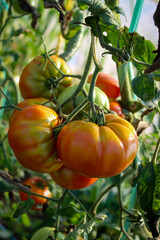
88, 72, 120, 99
19, 176, 52, 210
19, 55, 72, 99
50, 165, 97, 190
58, 83, 110, 115
8, 105, 63, 173
57, 114, 138, 178
109, 100, 124, 118
9, 97, 56, 126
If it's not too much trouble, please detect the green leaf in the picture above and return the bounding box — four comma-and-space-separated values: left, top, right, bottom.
78, 0, 120, 28
21, 213, 31, 227
132, 74, 155, 101
59, 10, 85, 61
57, 206, 85, 224
0, 180, 15, 192
134, 162, 160, 236
133, 40, 156, 66
13, 197, 34, 218
64, 215, 106, 240
30, 227, 55, 240
114, 6, 126, 20
57, 206, 85, 218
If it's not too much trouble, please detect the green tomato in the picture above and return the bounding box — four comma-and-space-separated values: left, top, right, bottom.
58, 83, 110, 117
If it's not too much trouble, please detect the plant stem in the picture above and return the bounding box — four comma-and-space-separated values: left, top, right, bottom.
117, 62, 142, 112
90, 183, 115, 216
55, 189, 68, 240
68, 191, 93, 220
90, 169, 136, 216
117, 184, 134, 240
0, 88, 21, 111
88, 33, 102, 119
152, 137, 160, 165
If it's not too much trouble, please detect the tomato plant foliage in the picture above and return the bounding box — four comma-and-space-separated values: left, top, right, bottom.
0, 0, 160, 239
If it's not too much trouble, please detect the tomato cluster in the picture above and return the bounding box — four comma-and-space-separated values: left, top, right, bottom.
8, 55, 138, 193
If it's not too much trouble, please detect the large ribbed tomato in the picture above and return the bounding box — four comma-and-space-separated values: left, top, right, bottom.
50, 166, 97, 190
9, 97, 56, 126
57, 114, 138, 178
88, 72, 120, 99
19, 55, 72, 99
19, 176, 52, 210
8, 105, 63, 173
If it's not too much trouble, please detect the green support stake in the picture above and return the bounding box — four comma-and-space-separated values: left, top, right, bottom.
121, 0, 144, 238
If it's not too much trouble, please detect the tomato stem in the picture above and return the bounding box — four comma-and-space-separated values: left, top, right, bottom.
0, 87, 21, 111
96, 20, 130, 63
117, 62, 142, 112
55, 34, 93, 113
152, 137, 160, 165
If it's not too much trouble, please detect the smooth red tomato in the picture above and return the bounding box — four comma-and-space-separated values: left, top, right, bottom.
109, 100, 124, 118
19, 55, 72, 99
8, 105, 63, 173
50, 166, 97, 190
19, 176, 52, 210
88, 72, 120, 99
57, 114, 138, 178
9, 97, 56, 126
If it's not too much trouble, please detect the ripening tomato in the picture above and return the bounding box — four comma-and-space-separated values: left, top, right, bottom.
57, 114, 138, 178
58, 83, 110, 116
50, 165, 97, 190
109, 100, 124, 118
9, 97, 56, 126
19, 55, 72, 99
8, 105, 63, 173
88, 72, 120, 99
19, 176, 52, 210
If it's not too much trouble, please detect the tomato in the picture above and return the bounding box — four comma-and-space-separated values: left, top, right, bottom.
58, 83, 110, 116
19, 55, 72, 99
19, 176, 52, 210
57, 114, 138, 178
50, 165, 97, 190
109, 100, 124, 118
88, 72, 120, 99
8, 105, 63, 173
9, 97, 56, 126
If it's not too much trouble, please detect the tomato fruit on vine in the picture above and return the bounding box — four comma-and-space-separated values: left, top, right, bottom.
50, 165, 97, 190
9, 97, 56, 126
57, 114, 138, 178
88, 72, 120, 99
19, 176, 52, 210
8, 105, 63, 173
19, 55, 72, 99
58, 83, 110, 116
109, 100, 124, 118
